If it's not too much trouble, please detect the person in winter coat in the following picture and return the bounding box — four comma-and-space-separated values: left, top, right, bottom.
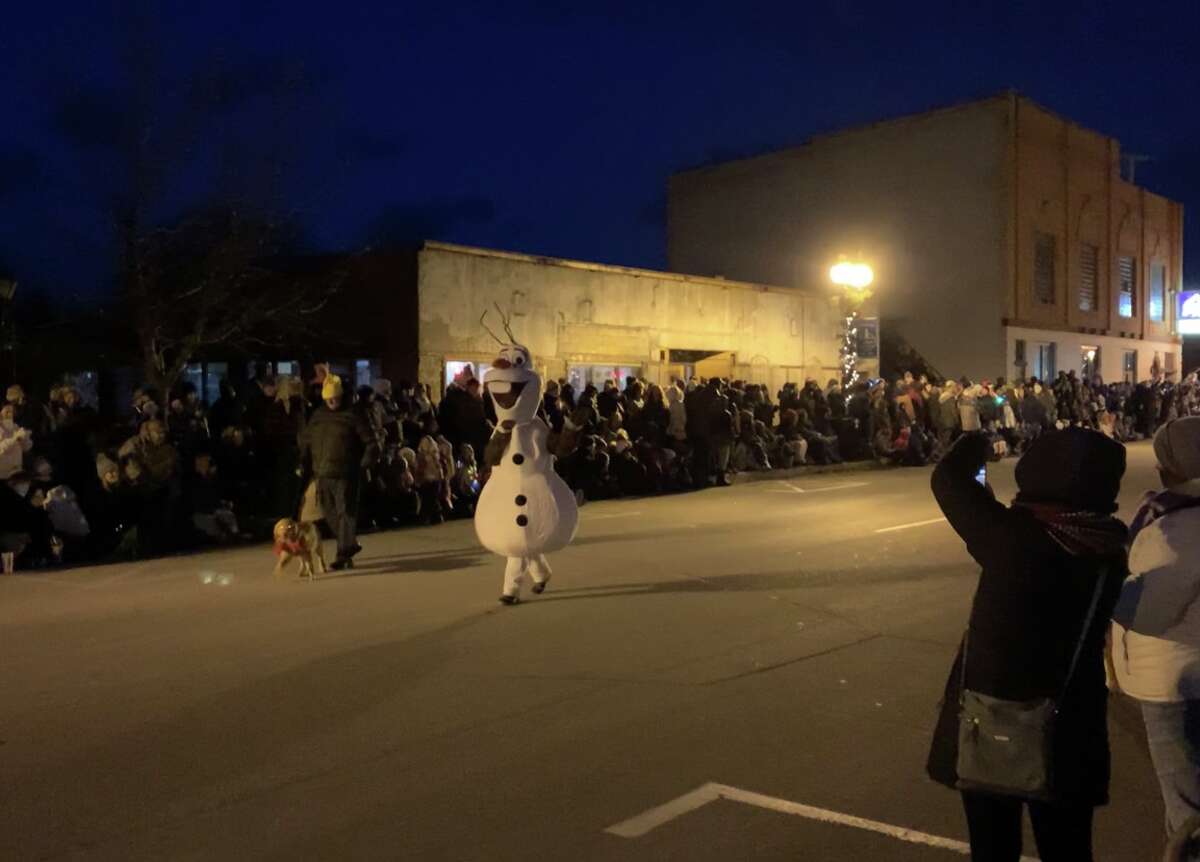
957, 384, 982, 433
259, 376, 306, 519
0, 403, 33, 480
934, 382, 962, 450
665, 384, 688, 448
1030, 378, 1058, 429
414, 435, 445, 524
298, 374, 379, 569
927, 429, 1128, 861
1110, 417, 1200, 844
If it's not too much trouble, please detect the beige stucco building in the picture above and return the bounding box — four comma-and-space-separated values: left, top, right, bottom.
410, 241, 851, 396
668, 92, 1184, 385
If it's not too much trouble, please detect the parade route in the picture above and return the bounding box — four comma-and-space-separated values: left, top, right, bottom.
0, 444, 1167, 860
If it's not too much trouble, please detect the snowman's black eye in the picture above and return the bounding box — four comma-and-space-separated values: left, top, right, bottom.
515, 356, 525, 365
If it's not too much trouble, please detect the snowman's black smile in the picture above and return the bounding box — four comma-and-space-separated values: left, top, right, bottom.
489, 381, 527, 409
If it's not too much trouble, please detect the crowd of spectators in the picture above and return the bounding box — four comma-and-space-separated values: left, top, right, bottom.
2, 362, 1197, 572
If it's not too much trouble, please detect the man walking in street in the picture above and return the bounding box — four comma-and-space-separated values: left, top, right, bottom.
299, 374, 379, 570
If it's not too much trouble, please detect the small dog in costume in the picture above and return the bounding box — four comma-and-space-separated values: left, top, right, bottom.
272, 518, 326, 581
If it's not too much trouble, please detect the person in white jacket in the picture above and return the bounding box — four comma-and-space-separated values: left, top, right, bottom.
0, 403, 33, 480
1111, 416, 1200, 843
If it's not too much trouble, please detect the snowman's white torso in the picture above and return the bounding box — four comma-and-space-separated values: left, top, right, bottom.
474, 419, 578, 557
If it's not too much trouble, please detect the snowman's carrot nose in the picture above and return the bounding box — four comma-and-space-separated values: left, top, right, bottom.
492, 358, 512, 369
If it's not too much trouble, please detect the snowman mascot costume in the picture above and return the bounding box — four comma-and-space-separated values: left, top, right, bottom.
475, 324, 578, 604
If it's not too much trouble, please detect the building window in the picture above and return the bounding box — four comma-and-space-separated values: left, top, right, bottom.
1034, 232, 1056, 305
1014, 339, 1027, 379
1030, 342, 1056, 382
203, 362, 228, 406
1078, 243, 1098, 312
1118, 255, 1137, 318
444, 360, 480, 391
1123, 350, 1138, 384
1149, 263, 1166, 322
567, 365, 642, 393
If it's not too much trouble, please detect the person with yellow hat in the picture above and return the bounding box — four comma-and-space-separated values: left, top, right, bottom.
297, 374, 379, 569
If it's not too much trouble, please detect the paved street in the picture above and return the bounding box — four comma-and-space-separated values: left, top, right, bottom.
2, 444, 1166, 861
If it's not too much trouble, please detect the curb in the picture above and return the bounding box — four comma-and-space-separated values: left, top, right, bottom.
728, 459, 890, 485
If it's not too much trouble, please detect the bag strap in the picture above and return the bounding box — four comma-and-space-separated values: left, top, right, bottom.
1057, 565, 1108, 702
959, 564, 1108, 703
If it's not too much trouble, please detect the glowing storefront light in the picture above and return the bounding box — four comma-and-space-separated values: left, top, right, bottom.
1179, 291, 1200, 335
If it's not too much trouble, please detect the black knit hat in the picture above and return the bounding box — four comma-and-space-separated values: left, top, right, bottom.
1014, 428, 1126, 513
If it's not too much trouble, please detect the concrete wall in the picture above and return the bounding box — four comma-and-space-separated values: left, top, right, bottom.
668, 96, 1011, 382
415, 243, 848, 396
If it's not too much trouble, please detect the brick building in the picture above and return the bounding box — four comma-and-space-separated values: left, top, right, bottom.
668, 92, 1184, 384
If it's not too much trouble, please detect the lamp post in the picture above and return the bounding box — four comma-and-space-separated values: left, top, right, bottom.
829, 260, 873, 387
0, 279, 17, 383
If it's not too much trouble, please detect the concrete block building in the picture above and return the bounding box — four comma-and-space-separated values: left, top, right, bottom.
668, 92, 1184, 384
409, 242, 849, 396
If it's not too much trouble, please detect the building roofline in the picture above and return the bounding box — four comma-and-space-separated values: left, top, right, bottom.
670, 89, 1148, 182
421, 240, 822, 298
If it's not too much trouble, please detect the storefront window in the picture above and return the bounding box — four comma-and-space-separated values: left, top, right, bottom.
203, 362, 228, 405
445, 360, 481, 390
566, 365, 641, 392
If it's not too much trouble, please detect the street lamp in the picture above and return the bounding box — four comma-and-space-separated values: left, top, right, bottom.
0, 279, 16, 382
830, 260, 873, 386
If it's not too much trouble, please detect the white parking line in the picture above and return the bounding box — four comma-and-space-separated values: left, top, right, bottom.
604, 781, 1036, 860
765, 481, 871, 494
874, 517, 947, 534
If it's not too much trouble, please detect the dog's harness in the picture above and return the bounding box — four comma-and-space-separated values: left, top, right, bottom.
274, 539, 305, 557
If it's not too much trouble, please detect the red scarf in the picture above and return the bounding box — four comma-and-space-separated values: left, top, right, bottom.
1013, 502, 1128, 557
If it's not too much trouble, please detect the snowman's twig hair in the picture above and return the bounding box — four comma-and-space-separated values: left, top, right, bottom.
493, 301, 517, 343
479, 310, 506, 346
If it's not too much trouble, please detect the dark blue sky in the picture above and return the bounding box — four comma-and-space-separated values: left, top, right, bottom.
3, 0, 1199, 302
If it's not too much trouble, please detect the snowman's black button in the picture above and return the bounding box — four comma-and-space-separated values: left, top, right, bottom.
516, 515, 529, 527
515, 495, 527, 505
512, 453, 525, 465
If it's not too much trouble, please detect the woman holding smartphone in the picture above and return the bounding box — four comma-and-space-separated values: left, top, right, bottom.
926, 430, 1128, 861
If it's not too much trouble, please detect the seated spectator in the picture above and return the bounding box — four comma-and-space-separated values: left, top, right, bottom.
119, 419, 179, 491
415, 435, 445, 525
187, 451, 241, 545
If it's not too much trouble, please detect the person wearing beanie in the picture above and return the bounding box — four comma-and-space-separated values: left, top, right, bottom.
1111, 416, 1200, 842
926, 429, 1128, 859
95, 454, 120, 490
299, 374, 378, 569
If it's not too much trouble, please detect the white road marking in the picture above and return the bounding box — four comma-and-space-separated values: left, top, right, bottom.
766, 481, 871, 494
874, 517, 948, 534
604, 781, 1037, 860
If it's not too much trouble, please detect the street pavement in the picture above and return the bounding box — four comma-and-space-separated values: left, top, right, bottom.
1, 443, 1167, 860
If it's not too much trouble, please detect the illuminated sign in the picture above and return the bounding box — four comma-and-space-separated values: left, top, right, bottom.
1180, 290, 1200, 335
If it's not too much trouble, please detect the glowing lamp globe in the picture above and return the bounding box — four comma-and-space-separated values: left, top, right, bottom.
829, 262, 873, 289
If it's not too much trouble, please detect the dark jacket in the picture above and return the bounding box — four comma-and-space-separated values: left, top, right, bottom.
926, 433, 1127, 805
299, 406, 379, 480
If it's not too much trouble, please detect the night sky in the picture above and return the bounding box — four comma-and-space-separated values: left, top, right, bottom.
3, 0, 1199, 304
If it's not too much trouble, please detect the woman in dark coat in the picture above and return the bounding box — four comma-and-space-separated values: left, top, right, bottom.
927, 429, 1128, 861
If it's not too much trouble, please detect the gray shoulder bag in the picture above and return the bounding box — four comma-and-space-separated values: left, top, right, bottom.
955, 571, 1106, 800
